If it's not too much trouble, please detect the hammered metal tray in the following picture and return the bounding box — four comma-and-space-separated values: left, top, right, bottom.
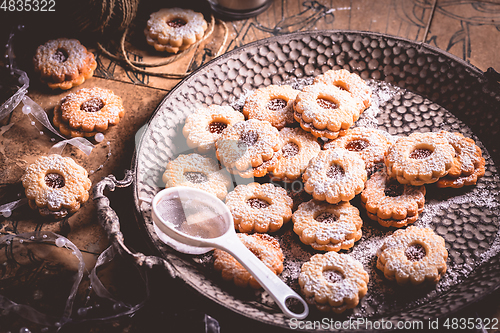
131, 31, 500, 330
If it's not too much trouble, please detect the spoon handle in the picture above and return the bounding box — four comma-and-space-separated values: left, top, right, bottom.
220, 236, 309, 319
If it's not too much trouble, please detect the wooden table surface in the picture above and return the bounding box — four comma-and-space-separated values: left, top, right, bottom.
0, 0, 499, 332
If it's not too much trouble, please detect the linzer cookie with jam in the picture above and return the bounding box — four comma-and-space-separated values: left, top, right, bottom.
225, 182, 293, 233
33, 38, 97, 90
53, 87, 125, 138
384, 131, 455, 186
299, 251, 369, 313
293, 83, 363, 140
376, 226, 448, 285
145, 8, 207, 53
361, 169, 426, 228
22, 154, 92, 219
243, 84, 300, 130
271, 127, 321, 182
162, 153, 231, 200
183, 105, 245, 153
313, 69, 372, 111
323, 126, 392, 171
303, 148, 367, 204
215, 119, 282, 178
292, 199, 363, 252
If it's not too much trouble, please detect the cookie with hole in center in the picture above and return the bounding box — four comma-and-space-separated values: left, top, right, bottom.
303, 148, 367, 204
183, 105, 245, 153
293, 83, 363, 139
215, 119, 282, 178
33, 38, 97, 90
376, 226, 448, 285
293, 199, 363, 251
361, 169, 426, 228
162, 153, 231, 200
55, 87, 125, 138
145, 8, 207, 53
243, 84, 300, 130
225, 182, 293, 233
384, 132, 455, 186
299, 251, 369, 313
271, 127, 321, 182
323, 127, 392, 170
22, 154, 92, 219
313, 69, 372, 110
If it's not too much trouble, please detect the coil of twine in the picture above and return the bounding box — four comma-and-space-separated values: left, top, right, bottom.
73, 0, 141, 34
71, 0, 228, 79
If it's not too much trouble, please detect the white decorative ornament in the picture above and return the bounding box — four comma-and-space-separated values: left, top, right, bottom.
55, 237, 67, 248
22, 104, 32, 114
95, 133, 105, 142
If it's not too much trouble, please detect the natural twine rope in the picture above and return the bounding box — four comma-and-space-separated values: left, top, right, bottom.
97, 14, 229, 79
76, 0, 141, 34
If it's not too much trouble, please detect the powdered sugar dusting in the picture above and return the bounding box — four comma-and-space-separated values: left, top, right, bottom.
417, 189, 499, 229
481, 231, 500, 263
350, 233, 385, 267
356, 80, 402, 128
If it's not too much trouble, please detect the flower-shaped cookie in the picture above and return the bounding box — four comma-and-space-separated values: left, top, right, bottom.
324, 127, 392, 170
162, 153, 231, 200
303, 148, 367, 204
58, 87, 125, 135
384, 132, 455, 185
53, 104, 96, 138
243, 84, 300, 129
313, 69, 372, 110
215, 119, 281, 177
33, 38, 97, 90
22, 154, 92, 218
436, 131, 486, 188
293, 199, 363, 251
294, 83, 363, 139
183, 105, 245, 153
361, 170, 426, 228
145, 8, 207, 53
213, 233, 284, 289
271, 127, 321, 182
299, 251, 369, 313
376, 226, 448, 285
225, 182, 293, 233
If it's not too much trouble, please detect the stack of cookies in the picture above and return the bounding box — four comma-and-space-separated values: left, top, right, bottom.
294, 69, 371, 139
160, 67, 486, 315
215, 119, 283, 178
